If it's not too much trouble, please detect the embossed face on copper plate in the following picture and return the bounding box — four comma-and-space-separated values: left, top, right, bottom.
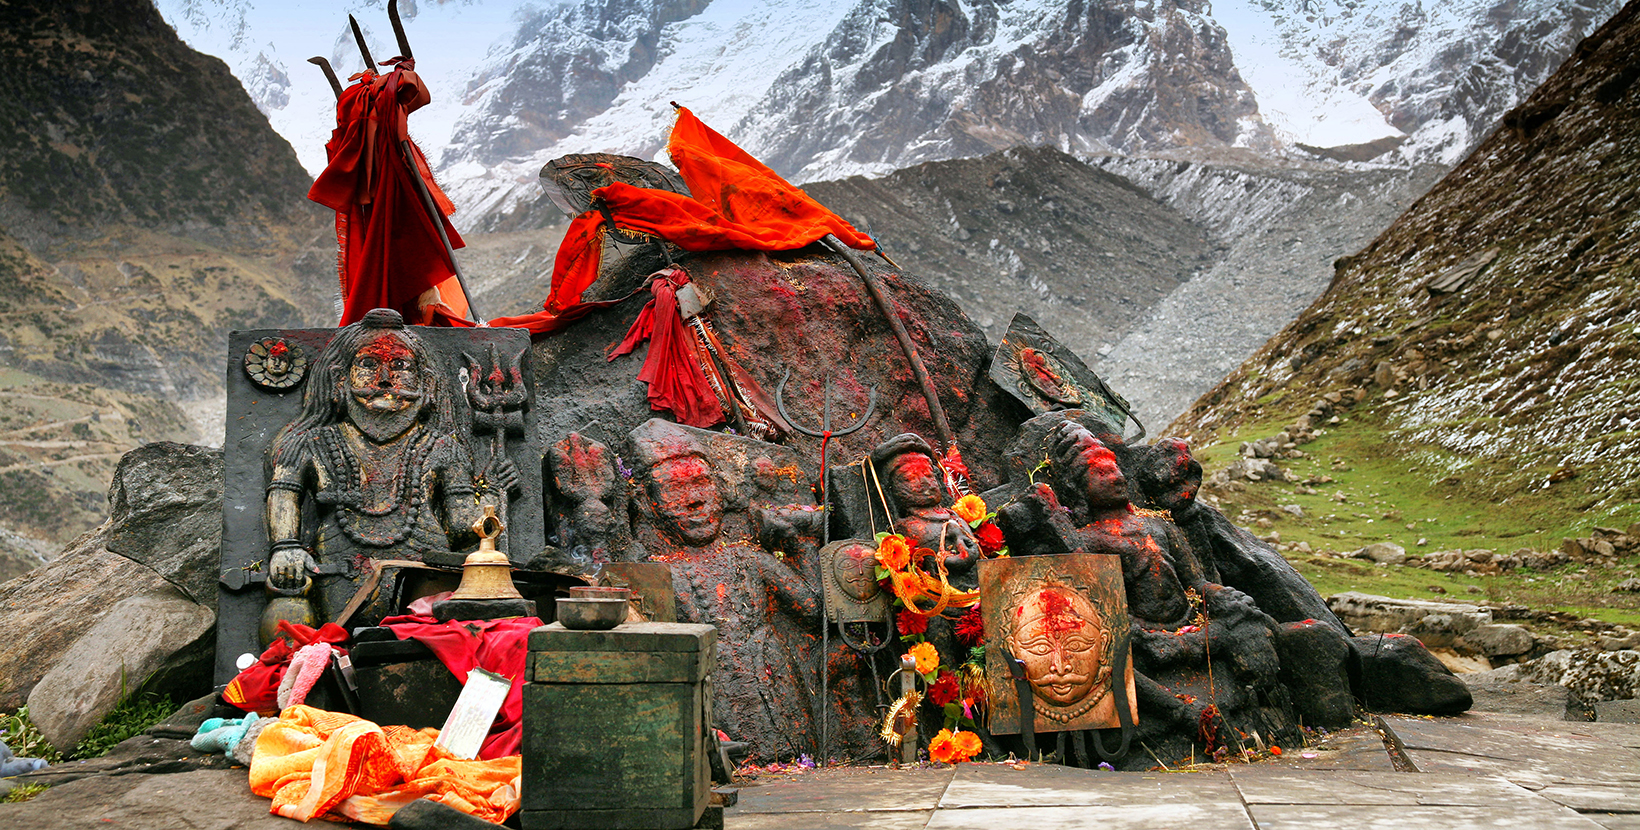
1008, 585, 1106, 707
833, 542, 880, 602
647, 454, 724, 546
888, 451, 943, 509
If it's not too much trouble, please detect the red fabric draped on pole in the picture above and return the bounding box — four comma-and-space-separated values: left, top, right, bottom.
309, 63, 471, 327
491, 106, 874, 335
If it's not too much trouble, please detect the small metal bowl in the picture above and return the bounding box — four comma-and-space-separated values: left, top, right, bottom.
555, 597, 629, 630
568, 586, 632, 601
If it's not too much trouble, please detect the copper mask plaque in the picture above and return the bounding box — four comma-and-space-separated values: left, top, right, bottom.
979, 553, 1137, 734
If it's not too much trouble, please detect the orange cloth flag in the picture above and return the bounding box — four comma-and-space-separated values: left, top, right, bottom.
490, 106, 873, 335
666, 106, 875, 251
249, 705, 521, 825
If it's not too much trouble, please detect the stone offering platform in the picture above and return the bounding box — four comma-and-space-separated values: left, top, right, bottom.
725, 713, 1640, 830
1, 711, 1636, 828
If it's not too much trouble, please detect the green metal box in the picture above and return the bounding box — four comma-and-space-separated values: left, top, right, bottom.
521, 622, 716, 830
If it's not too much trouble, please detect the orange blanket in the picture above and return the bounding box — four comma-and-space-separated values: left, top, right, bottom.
248, 705, 520, 825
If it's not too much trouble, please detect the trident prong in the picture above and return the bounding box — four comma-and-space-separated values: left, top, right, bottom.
775, 368, 876, 439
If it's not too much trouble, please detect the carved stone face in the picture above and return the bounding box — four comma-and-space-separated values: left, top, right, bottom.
647, 454, 724, 546
832, 542, 880, 602
1008, 586, 1105, 707
888, 451, 943, 510
265, 350, 291, 378
1077, 442, 1128, 509
344, 334, 426, 441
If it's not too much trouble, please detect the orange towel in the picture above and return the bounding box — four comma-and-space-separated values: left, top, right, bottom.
249, 705, 521, 825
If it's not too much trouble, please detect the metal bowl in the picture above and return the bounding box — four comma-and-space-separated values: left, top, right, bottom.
568, 586, 633, 601
555, 597, 629, 630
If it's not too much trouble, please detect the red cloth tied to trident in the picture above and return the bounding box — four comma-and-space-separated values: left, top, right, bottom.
308, 61, 473, 327
489, 106, 875, 338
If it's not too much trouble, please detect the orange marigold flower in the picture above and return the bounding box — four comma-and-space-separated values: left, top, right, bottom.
929, 728, 959, 764
908, 641, 940, 676
952, 494, 987, 525
951, 730, 983, 762
876, 534, 911, 571
1269, 746, 1282, 756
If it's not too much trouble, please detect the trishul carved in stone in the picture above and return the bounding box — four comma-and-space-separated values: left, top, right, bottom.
464, 343, 527, 500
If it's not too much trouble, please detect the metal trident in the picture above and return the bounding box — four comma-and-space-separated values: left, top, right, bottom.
774, 368, 875, 768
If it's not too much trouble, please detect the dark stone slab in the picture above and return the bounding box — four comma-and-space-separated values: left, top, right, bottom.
216, 325, 544, 684
1598, 700, 1640, 724
1381, 713, 1640, 785
1230, 768, 1543, 806
1353, 633, 1473, 715
14, 735, 231, 787
390, 797, 507, 829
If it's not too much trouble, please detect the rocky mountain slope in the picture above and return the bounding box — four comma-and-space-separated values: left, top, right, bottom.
1087, 154, 1449, 428
0, 0, 330, 575
1170, 0, 1640, 536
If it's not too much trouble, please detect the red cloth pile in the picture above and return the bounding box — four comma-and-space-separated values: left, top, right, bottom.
223, 622, 351, 716
379, 615, 543, 760
308, 62, 472, 327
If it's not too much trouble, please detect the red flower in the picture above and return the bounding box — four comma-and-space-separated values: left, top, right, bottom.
975, 521, 1004, 555
955, 604, 985, 647
897, 609, 929, 637
929, 672, 960, 706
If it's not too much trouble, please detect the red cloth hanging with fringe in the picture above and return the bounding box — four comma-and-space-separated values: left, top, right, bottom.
607, 268, 722, 428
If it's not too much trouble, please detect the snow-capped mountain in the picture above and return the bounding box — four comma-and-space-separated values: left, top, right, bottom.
156, 0, 1620, 229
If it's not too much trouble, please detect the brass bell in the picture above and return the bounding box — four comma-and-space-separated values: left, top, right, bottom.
447, 505, 523, 601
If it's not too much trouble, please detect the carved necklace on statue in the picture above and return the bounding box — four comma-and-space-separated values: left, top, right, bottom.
314, 424, 435, 547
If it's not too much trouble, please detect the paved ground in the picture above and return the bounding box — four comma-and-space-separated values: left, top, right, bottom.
1, 712, 1635, 828
724, 713, 1640, 830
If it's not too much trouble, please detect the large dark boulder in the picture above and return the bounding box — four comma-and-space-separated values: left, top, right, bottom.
1353, 633, 1473, 715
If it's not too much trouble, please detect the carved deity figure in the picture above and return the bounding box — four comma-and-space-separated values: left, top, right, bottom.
627, 419, 819, 760
869, 433, 981, 579
264, 309, 513, 627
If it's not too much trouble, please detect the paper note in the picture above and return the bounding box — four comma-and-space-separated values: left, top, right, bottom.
434, 667, 512, 760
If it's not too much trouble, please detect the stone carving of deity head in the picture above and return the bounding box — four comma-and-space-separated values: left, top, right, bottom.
1051, 422, 1128, 512
1006, 580, 1110, 709
291, 309, 449, 442
630, 420, 726, 548
871, 433, 945, 514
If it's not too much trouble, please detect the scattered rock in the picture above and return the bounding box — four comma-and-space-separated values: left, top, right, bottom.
1518, 649, 1640, 704
102, 444, 225, 608
1614, 578, 1640, 593
1460, 624, 1536, 658
1279, 504, 1304, 519
1429, 647, 1491, 674
1276, 620, 1357, 729
1350, 543, 1407, 566
1329, 592, 1492, 643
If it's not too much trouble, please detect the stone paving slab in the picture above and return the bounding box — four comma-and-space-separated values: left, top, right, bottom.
1586, 813, 1640, 830
1270, 728, 1399, 771
1246, 803, 1609, 830
939, 763, 1237, 808
922, 803, 1256, 830
1229, 768, 1542, 806
1383, 713, 1640, 785
727, 810, 933, 829
1536, 782, 1640, 813
732, 767, 954, 814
